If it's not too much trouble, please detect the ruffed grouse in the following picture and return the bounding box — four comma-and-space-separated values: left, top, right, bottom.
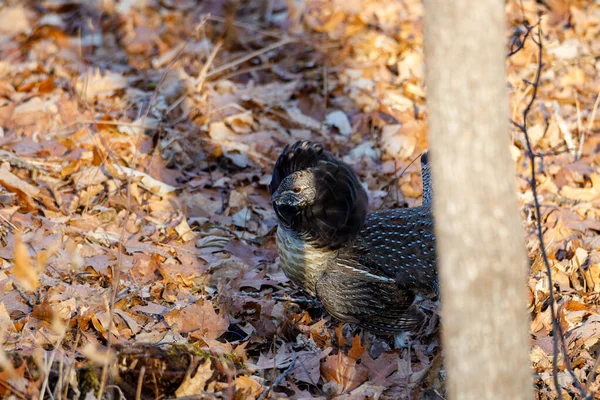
270, 141, 437, 334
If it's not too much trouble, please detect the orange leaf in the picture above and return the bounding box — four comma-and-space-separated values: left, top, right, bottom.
335, 324, 346, 348
321, 352, 368, 393
0, 168, 39, 198
348, 334, 365, 361
13, 232, 39, 291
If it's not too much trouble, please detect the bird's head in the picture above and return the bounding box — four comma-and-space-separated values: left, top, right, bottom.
270, 141, 368, 248
271, 169, 317, 208
271, 169, 318, 229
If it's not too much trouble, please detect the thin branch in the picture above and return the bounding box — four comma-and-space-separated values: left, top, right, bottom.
511, 23, 588, 400
512, 23, 563, 400
272, 296, 321, 305
506, 22, 537, 58
586, 352, 600, 399
257, 356, 297, 400
135, 366, 146, 400
206, 37, 294, 80
577, 90, 600, 161
378, 152, 423, 210
0, 379, 27, 400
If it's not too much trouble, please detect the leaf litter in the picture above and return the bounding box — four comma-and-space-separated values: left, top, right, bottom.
0, 0, 598, 399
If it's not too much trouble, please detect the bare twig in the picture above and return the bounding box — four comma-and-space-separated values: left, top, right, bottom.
196, 40, 223, 92
257, 356, 297, 400
0, 150, 42, 172
272, 296, 321, 305
206, 37, 295, 79
12, 283, 34, 308
135, 366, 146, 400
506, 22, 537, 57
206, 15, 284, 40
219, 63, 272, 82
511, 23, 565, 400
378, 152, 423, 210
586, 352, 600, 399
510, 23, 588, 400
577, 90, 600, 160
77, 120, 161, 129
0, 379, 27, 400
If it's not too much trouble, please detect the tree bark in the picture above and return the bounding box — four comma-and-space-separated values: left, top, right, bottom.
422, 1, 533, 399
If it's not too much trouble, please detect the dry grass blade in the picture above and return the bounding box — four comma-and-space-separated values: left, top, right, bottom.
206, 37, 295, 79
196, 40, 223, 92
96, 32, 189, 400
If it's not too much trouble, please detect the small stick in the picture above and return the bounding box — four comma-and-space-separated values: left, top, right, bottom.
257, 357, 297, 400
206, 37, 294, 79
135, 366, 146, 400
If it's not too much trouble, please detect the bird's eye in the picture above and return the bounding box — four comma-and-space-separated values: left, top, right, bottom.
292, 186, 301, 193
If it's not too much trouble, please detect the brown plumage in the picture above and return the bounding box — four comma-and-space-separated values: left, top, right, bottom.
271, 140, 437, 334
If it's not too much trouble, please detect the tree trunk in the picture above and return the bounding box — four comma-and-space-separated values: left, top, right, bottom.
422, 1, 533, 399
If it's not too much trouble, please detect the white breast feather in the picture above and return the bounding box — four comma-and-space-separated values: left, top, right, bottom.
276, 227, 334, 295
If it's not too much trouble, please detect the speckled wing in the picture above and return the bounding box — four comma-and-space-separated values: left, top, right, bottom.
315, 262, 425, 333
312, 206, 438, 333
358, 206, 438, 294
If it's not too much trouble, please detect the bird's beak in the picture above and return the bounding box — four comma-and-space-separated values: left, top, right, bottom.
271, 191, 281, 204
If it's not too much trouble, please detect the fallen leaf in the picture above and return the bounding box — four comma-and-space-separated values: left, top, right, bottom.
325, 110, 352, 136
12, 232, 39, 291
0, 168, 39, 198
164, 301, 228, 339
175, 359, 214, 397
234, 375, 262, 399
0, 6, 30, 34
76, 69, 127, 102
560, 174, 600, 202
321, 351, 368, 393
0, 303, 15, 332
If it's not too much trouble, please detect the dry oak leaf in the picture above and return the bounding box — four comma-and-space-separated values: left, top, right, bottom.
175, 358, 214, 397
164, 301, 228, 339
12, 232, 40, 291
234, 376, 262, 399
560, 173, 600, 202
0, 168, 39, 198
360, 351, 399, 386
0, 302, 15, 332
325, 110, 352, 136
568, 314, 600, 349
321, 336, 368, 393
76, 69, 127, 102
71, 166, 110, 190
321, 353, 368, 394
289, 351, 323, 385
110, 164, 176, 195
584, 263, 600, 293
0, 361, 35, 398
254, 344, 294, 370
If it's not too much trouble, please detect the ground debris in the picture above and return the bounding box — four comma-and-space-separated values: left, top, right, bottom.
0, 0, 597, 398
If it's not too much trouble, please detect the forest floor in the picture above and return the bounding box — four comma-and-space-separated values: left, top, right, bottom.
0, 0, 598, 399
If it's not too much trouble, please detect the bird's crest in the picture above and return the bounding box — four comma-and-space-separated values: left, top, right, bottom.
270, 140, 334, 195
